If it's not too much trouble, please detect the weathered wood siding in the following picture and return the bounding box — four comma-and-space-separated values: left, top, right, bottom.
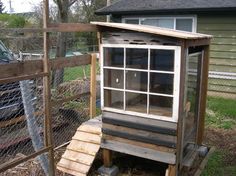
101, 111, 177, 164
197, 14, 236, 98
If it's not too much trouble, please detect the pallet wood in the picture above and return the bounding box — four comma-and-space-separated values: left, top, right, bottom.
90, 54, 97, 118
102, 139, 176, 164
165, 165, 176, 176
103, 135, 176, 153
58, 158, 90, 174
50, 54, 91, 70
62, 150, 95, 166
57, 117, 102, 176
72, 131, 101, 144
103, 149, 113, 167
103, 111, 177, 130
47, 23, 98, 32
57, 166, 85, 176
103, 123, 177, 143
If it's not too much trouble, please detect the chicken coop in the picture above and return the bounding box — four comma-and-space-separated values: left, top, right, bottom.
93, 22, 212, 175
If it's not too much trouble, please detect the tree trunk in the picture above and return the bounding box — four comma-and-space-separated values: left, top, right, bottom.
52, 1, 70, 87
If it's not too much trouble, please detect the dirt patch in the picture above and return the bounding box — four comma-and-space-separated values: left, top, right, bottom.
204, 127, 236, 165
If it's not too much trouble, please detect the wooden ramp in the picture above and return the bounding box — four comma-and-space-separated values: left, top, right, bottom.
57, 116, 102, 176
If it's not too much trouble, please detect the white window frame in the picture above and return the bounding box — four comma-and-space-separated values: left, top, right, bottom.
100, 44, 181, 122
122, 15, 197, 32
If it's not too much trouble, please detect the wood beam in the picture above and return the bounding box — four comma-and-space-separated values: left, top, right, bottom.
46, 23, 98, 32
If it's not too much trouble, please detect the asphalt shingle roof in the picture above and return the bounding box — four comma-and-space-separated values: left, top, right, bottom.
96, 0, 236, 15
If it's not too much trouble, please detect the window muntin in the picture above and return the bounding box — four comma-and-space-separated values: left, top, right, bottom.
123, 16, 196, 32
102, 45, 180, 122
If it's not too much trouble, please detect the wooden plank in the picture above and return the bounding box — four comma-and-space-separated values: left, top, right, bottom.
103, 123, 176, 145
43, 0, 55, 175
72, 131, 101, 144
186, 38, 211, 47
47, 23, 98, 32
165, 165, 176, 176
103, 149, 113, 167
0, 147, 50, 173
62, 150, 95, 166
0, 111, 43, 128
196, 45, 210, 145
102, 140, 176, 164
90, 54, 97, 118
0, 72, 48, 84
50, 54, 91, 70
92, 22, 212, 39
57, 166, 86, 176
79, 123, 102, 135
102, 128, 176, 148
193, 147, 215, 176
0, 60, 43, 80
103, 111, 177, 130
103, 116, 176, 136
58, 158, 90, 174
0, 28, 43, 33
67, 141, 100, 156
103, 135, 176, 153
176, 42, 187, 172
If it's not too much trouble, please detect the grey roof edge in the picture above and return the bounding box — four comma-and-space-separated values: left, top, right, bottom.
95, 7, 236, 15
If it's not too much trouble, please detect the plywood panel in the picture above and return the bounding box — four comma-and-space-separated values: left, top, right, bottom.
58, 158, 90, 174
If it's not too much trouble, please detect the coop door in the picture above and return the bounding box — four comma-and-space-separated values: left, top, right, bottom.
101, 44, 181, 122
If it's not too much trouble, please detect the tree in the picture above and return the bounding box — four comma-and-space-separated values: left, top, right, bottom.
52, 0, 77, 87
0, 0, 5, 14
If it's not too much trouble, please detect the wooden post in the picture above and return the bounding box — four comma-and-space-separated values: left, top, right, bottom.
196, 45, 210, 145
43, 0, 55, 175
165, 165, 176, 176
103, 149, 113, 168
90, 53, 97, 118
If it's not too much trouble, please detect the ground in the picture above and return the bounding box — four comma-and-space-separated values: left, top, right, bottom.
0, 96, 235, 176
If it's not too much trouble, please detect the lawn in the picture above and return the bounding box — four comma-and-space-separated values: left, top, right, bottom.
202, 96, 236, 176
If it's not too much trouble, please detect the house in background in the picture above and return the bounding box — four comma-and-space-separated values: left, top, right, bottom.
95, 0, 236, 98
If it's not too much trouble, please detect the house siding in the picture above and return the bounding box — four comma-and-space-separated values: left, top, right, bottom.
197, 14, 236, 97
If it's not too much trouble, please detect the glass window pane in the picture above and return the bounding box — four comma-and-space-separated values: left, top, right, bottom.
150, 49, 174, 71
126, 48, 148, 69
149, 95, 172, 117
126, 71, 147, 91
141, 19, 158, 26
125, 19, 139, 24
104, 48, 124, 67
158, 19, 174, 29
104, 69, 124, 89
104, 90, 123, 109
176, 19, 193, 32
126, 92, 147, 113
150, 73, 174, 94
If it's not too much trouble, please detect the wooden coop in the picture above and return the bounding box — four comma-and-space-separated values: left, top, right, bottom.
93, 22, 212, 175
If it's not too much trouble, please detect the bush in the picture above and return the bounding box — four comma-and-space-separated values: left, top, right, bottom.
0, 13, 26, 28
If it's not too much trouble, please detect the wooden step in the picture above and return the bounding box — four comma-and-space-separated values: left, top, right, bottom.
57, 116, 102, 176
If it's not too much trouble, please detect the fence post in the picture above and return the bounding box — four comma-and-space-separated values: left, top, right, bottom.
90, 53, 97, 118
43, 0, 55, 175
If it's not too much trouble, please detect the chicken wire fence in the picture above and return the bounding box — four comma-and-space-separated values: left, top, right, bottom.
0, 77, 52, 175
0, 30, 100, 174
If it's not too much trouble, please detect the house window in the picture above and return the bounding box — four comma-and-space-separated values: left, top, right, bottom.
123, 16, 196, 32
101, 44, 181, 122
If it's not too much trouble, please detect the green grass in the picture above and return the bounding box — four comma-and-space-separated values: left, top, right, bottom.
206, 97, 236, 129
64, 65, 91, 82
202, 151, 236, 176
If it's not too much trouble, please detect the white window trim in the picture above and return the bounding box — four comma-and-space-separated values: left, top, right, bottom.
122, 15, 197, 33
100, 44, 181, 122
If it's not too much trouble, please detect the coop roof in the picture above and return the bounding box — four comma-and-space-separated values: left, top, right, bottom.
95, 0, 236, 15
91, 22, 212, 40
